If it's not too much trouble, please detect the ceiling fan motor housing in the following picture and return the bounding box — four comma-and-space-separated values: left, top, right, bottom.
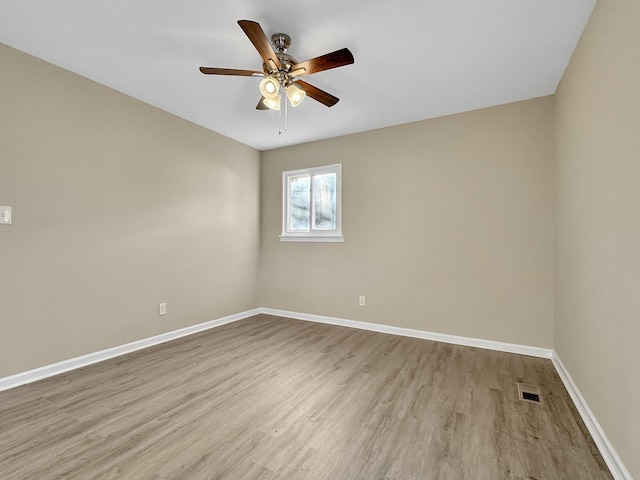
263, 34, 298, 78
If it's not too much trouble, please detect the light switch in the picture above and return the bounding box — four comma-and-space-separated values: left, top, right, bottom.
0, 206, 11, 225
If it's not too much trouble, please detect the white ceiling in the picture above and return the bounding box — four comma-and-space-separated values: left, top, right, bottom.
1, 0, 596, 151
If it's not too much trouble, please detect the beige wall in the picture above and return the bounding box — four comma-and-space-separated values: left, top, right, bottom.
0, 44, 260, 377
259, 97, 555, 348
555, 0, 640, 476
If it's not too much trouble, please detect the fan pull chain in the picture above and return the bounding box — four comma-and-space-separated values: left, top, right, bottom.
278, 87, 288, 135
284, 94, 288, 133
278, 88, 282, 134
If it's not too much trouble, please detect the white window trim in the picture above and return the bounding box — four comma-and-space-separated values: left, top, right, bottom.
280, 163, 343, 243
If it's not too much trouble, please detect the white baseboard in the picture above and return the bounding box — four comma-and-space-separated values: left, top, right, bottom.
0, 308, 262, 393
260, 308, 553, 359
551, 353, 632, 480
0, 308, 551, 393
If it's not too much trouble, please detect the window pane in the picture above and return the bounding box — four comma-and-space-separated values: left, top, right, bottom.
289, 175, 310, 231
313, 173, 336, 230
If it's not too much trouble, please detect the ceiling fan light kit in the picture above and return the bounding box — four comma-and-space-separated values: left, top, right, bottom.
200, 20, 354, 132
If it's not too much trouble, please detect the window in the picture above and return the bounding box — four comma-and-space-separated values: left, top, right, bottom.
281, 164, 343, 242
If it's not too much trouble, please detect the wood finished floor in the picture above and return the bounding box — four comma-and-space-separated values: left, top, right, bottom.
0, 314, 612, 480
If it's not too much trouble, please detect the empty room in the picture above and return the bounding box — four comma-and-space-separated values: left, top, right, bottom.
0, 0, 638, 478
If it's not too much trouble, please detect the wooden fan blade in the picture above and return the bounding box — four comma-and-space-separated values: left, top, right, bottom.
296, 80, 340, 107
199, 67, 264, 77
290, 48, 354, 77
237, 20, 281, 72
256, 97, 269, 110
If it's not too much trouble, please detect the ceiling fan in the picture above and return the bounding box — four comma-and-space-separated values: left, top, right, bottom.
199, 20, 354, 111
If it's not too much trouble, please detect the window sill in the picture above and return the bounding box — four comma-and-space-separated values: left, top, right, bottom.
279, 235, 344, 243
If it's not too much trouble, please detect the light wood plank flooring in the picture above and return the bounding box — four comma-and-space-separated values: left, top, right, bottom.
0, 314, 612, 479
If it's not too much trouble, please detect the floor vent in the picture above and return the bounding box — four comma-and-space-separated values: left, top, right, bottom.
517, 382, 542, 404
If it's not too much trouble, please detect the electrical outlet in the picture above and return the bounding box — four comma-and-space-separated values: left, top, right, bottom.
158, 303, 167, 316
359, 296, 365, 306
0, 206, 11, 225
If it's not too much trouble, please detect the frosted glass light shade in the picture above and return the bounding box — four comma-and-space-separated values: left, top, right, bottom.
285, 83, 306, 107
260, 77, 280, 99
263, 95, 281, 110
